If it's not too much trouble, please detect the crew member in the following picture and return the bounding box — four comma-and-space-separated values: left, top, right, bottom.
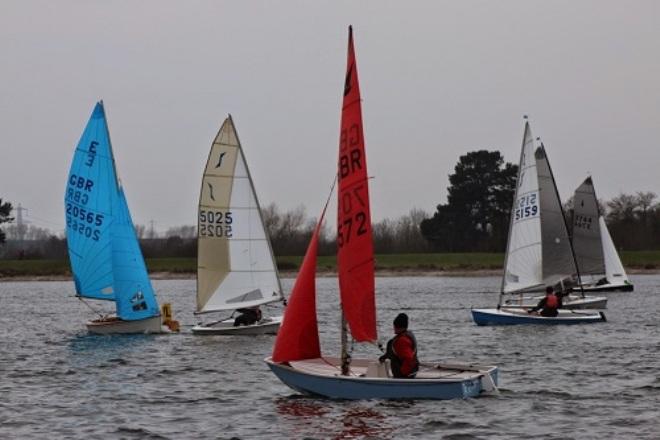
378, 313, 419, 378
528, 286, 562, 317
233, 306, 262, 327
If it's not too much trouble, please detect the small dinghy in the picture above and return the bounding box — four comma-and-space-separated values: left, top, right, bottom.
192, 116, 285, 335
266, 27, 498, 400
571, 177, 633, 293
471, 119, 606, 326
502, 293, 608, 310
472, 308, 606, 326
65, 102, 178, 335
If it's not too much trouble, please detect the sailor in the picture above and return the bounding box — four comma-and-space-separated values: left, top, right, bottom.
379, 313, 419, 378
528, 286, 562, 317
233, 306, 262, 327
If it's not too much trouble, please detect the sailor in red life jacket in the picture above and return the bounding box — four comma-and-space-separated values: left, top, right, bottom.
378, 313, 420, 378
528, 286, 562, 317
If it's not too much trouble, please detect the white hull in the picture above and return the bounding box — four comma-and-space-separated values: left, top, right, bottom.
472, 308, 606, 325
192, 315, 282, 335
502, 294, 607, 310
265, 356, 498, 400
86, 315, 162, 334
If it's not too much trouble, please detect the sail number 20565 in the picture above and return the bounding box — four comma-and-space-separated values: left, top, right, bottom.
514, 193, 539, 221
199, 210, 233, 238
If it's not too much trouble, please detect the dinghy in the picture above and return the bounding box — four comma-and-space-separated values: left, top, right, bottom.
266, 27, 498, 399
65, 102, 175, 334
192, 116, 284, 335
472, 119, 606, 325
571, 177, 633, 292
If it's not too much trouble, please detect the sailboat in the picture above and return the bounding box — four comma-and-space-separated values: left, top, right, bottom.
65, 101, 172, 334
571, 177, 633, 292
265, 27, 498, 399
472, 119, 606, 325
191, 115, 284, 335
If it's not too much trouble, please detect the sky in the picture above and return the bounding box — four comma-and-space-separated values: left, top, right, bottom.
1, 1, 659, 235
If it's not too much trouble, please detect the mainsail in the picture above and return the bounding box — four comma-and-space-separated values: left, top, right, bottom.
196, 116, 282, 313
501, 122, 543, 294
65, 102, 117, 300
65, 101, 159, 320
572, 177, 606, 276
336, 26, 377, 343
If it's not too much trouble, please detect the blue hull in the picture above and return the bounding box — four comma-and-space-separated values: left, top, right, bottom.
472, 308, 606, 326
265, 358, 498, 400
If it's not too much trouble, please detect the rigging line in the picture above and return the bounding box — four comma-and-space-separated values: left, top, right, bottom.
77, 297, 105, 318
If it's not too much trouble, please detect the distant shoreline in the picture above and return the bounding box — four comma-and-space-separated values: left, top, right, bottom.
1, 267, 658, 282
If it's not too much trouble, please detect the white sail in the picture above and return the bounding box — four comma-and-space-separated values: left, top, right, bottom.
502, 121, 543, 294
196, 116, 282, 313
599, 216, 629, 283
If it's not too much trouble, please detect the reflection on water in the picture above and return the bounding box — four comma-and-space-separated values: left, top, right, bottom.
275, 396, 394, 439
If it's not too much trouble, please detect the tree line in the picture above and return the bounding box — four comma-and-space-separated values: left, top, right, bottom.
3, 150, 660, 259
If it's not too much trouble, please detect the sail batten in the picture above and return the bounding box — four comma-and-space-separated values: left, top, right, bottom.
196, 116, 282, 312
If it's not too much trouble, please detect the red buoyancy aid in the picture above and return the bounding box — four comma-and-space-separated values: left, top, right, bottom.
545, 294, 559, 309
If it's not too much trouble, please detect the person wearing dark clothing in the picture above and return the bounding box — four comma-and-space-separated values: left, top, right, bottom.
233, 306, 262, 327
378, 313, 419, 378
528, 286, 562, 317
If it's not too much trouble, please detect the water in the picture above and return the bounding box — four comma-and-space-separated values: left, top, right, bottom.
1, 276, 658, 439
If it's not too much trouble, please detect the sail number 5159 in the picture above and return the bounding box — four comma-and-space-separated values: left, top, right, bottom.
514, 193, 538, 221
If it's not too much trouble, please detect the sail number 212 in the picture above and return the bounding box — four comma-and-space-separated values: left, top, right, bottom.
514, 193, 538, 221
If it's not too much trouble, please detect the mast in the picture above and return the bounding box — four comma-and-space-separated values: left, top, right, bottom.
340, 314, 349, 375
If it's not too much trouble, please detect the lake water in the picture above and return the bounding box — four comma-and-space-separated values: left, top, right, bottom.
1, 276, 658, 439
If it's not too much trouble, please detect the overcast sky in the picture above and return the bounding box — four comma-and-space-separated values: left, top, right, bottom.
2, 1, 659, 234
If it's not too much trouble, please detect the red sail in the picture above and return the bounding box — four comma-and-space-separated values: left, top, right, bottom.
337, 26, 377, 342
271, 213, 325, 362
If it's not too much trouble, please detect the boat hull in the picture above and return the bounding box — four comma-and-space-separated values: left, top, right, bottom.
578, 282, 634, 293
503, 294, 607, 310
192, 316, 282, 335
471, 308, 606, 326
265, 357, 498, 400
86, 315, 162, 334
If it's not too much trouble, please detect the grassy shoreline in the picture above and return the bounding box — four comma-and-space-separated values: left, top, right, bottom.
1, 252, 660, 280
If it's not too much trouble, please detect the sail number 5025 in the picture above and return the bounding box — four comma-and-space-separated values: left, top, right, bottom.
199, 210, 233, 238
514, 193, 538, 221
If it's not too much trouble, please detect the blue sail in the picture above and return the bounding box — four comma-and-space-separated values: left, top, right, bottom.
112, 188, 160, 321
65, 102, 117, 301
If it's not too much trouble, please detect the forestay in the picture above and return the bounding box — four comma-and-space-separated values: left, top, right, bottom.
572, 177, 606, 276
197, 116, 282, 313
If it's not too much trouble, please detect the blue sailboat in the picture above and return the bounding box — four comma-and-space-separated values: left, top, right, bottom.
65, 101, 163, 334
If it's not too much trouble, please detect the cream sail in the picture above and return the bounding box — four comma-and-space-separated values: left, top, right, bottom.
196, 115, 282, 314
